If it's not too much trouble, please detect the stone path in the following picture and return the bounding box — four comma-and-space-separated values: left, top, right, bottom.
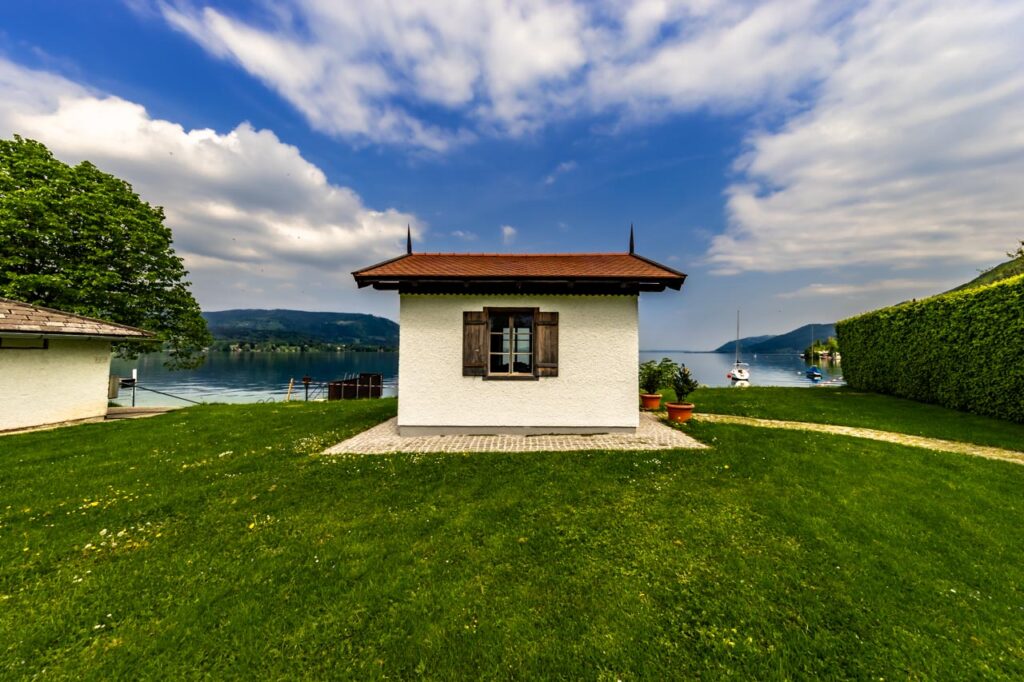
694, 413, 1024, 466
324, 412, 706, 455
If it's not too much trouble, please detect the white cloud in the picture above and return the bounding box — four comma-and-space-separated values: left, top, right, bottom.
501, 225, 518, 245
587, 0, 838, 120
777, 279, 949, 299
0, 58, 419, 312
153, 0, 1024, 280
451, 230, 478, 241
158, 0, 839, 147
709, 0, 1024, 273
544, 160, 577, 185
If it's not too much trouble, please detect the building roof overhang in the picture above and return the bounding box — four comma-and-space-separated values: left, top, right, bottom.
0, 298, 156, 340
352, 252, 686, 295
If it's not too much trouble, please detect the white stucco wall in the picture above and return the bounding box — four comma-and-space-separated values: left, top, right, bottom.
398, 294, 639, 431
0, 337, 113, 432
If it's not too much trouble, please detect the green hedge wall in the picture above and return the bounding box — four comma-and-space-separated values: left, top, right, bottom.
836, 273, 1024, 423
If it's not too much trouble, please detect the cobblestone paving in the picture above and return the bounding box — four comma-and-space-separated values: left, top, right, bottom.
695, 413, 1024, 466
324, 412, 706, 454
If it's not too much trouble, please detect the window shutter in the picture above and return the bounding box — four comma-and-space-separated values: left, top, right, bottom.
535, 311, 559, 377
463, 310, 487, 376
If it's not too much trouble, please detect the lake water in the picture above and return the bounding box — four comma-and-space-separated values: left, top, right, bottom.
639, 351, 843, 388
112, 350, 841, 406
111, 352, 400, 406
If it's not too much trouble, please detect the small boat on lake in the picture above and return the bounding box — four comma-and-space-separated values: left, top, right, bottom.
727, 310, 751, 382
806, 366, 823, 381
727, 362, 750, 381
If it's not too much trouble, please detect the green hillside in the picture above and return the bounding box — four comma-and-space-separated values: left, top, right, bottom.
202, 309, 399, 349
948, 254, 1024, 293
712, 335, 774, 353
713, 324, 835, 354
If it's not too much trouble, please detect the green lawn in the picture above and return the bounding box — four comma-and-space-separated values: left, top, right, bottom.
684, 386, 1024, 451
2, 399, 1024, 678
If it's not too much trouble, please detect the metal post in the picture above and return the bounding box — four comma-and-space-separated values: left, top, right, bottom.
132, 368, 137, 407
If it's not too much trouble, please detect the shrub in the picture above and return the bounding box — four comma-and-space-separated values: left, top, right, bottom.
639, 358, 675, 395
670, 364, 700, 404
836, 273, 1024, 423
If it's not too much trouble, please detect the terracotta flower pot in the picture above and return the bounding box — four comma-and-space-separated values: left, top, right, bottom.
665, 402, 695, 423
640, 393, 662, 410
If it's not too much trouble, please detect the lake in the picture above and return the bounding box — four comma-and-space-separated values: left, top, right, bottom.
112, 351, 842, 406
639, 351, 843, 388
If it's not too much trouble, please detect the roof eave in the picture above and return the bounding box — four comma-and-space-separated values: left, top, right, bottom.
0, 330, 157, 341
355, 277, 685, 294
630, 252, 688, 280
351, 253, 413, 278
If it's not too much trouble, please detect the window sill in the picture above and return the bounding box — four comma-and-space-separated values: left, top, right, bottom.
482, 374, 539, 381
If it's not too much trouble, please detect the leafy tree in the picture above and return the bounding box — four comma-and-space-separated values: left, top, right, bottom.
804, 335, 840, 360
0, 136, 211, 368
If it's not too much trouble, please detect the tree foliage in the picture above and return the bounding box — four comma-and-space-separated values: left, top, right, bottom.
836, 274, 1024, 423
669, 363, 699, 404
0, 136, 211, 368
803, 336, 840, 359
638, 358, 676, 395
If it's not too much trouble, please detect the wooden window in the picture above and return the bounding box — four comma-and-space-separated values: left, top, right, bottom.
463, 308, 558, 379
488, 310, 534, 376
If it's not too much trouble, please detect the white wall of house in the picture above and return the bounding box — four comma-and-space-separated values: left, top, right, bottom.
0, 337, 112, 432
398, 294, 639, 433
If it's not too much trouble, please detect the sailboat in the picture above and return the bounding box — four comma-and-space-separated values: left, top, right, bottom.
726, 309, 751, 382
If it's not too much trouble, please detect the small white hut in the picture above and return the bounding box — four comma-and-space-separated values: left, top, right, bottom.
0, 298, 152, 432
353, 232, 685, 435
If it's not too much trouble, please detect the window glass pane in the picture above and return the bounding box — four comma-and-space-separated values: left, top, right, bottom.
490, 333, 508, 353
490, 314, 509, 332
486, 311, 533, 376
489, 354, 509, 373
512, 354, 532, 373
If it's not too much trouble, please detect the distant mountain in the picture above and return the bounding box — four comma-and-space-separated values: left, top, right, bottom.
712, 335, 775, 353
203, 309, 399, 348
712, 323, 836, 354
947, 255, 1024, 293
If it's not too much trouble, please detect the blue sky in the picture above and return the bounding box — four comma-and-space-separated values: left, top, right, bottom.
1, 1, 1021, 348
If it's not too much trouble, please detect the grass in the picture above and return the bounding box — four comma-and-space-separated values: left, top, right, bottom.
683, 386, 1024, 451
2, 398, 1024, 678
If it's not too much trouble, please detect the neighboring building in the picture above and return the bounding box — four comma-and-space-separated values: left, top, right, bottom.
0, 299, 153, 432
353, 233, 685, 435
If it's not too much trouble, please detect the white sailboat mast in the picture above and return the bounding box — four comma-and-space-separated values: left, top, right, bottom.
735, 309, 740, 364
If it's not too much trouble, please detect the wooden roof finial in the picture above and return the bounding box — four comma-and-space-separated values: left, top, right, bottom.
406, 224, 412, 255
629, 223, 635, 255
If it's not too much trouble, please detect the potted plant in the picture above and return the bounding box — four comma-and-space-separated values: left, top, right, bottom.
638, 358, 673, 410
665, 362, 700, 423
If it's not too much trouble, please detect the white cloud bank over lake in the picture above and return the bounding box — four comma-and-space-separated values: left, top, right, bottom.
160, 0, 1024, 275
0, 58, 419, 312
710, 0, 1024, 274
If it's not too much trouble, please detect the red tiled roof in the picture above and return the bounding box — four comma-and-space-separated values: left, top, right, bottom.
0, 298, 154, 339
354, 253, 686, 282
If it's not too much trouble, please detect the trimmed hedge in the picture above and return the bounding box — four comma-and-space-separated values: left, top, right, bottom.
836, 273, 1024, 423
